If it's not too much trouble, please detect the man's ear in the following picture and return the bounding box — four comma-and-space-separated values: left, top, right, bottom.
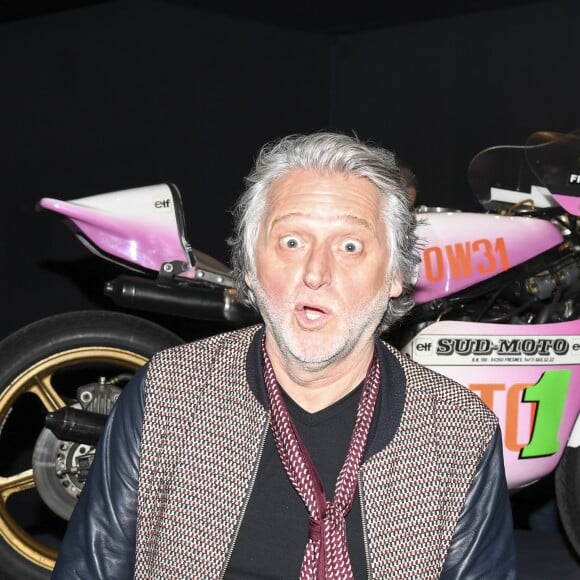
389, 276, 403, 298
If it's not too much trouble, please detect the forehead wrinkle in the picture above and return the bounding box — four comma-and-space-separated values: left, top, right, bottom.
270, 211, 376, 235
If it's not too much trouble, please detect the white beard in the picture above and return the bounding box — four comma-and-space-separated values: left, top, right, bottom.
249, 274, 391, 372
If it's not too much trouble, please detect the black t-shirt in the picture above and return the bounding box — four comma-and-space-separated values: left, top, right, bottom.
225, 383, 369, 579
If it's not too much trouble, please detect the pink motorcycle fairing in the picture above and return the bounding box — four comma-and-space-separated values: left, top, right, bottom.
38, 183, 234, 287
552, 191, 580, 217
413, 212, 563, 304
402, 319, 580, 489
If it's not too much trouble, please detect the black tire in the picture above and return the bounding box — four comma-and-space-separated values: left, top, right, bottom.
0, 310, 182, 579
555, 445, 580, 559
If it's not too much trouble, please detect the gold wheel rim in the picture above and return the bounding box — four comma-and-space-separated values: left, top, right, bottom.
0, 347, 148, 570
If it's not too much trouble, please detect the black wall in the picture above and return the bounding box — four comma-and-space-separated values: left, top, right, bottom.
0, 0, 329, 337
332, 0, 580, 209
1, 0, 578, 339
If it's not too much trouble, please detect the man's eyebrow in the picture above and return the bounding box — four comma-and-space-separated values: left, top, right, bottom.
342, 214, 375, 233
270, 212, 303, 228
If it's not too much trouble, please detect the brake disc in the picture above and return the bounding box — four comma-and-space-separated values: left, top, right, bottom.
32, 380, 123, 520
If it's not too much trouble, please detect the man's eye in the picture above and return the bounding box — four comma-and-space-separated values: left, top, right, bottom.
343, 240, 361, 253
281, 236, 299, 249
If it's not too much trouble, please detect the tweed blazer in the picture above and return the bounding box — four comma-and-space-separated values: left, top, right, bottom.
134, 325, 511, 578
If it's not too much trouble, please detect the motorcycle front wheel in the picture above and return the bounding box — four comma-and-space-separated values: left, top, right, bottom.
555, 444, 580, 559
0, 310, 183, 579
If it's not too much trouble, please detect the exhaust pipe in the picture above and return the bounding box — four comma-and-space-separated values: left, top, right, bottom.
45, 407, 107, 446
104, 274, 260, 325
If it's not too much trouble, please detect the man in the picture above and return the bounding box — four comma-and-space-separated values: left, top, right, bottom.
53, 132, 516, 579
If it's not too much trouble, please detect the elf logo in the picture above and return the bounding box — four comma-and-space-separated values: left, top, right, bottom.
153, 197, 172, 210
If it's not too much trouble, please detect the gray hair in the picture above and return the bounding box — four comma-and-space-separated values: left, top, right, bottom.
229, 132, 420, 331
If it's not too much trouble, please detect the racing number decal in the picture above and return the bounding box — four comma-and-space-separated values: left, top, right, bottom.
519, 370, 571, 459
473, 238, 510, 274
423, 237, 509, 282
470, 370, 574, 457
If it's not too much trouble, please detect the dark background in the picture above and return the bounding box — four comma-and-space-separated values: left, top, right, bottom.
0, 0, 579, 339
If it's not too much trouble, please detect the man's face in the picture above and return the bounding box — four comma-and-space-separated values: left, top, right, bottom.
247, 169, 402, 370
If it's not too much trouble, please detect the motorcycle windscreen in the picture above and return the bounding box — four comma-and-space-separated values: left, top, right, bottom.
401, 319, 580, 490
525, 130, 580, 216
468, 129, 580, 215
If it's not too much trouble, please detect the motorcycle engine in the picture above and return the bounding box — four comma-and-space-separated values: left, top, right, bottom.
502, 254, 580, 324
405, 241, 580, 333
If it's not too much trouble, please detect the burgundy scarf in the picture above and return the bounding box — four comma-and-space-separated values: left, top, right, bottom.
262, 344, 381, 579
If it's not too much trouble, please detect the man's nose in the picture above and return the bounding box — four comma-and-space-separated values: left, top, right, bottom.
303, 245, 331, 289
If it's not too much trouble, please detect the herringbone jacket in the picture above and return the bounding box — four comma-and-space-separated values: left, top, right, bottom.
134, 326, 515, 578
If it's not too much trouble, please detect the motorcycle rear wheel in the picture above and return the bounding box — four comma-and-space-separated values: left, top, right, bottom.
0, 310, 182, 579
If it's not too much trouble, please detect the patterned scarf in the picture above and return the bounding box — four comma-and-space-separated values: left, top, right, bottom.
262, 343, 381, 580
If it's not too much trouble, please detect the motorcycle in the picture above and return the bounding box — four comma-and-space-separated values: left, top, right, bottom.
0, 130, 578, 578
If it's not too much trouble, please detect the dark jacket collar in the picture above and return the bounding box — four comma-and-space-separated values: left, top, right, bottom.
245, 326, 407, 459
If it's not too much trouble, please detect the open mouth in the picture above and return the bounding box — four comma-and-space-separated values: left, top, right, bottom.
304, 307, 323, 321
296, 303, 329, 328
